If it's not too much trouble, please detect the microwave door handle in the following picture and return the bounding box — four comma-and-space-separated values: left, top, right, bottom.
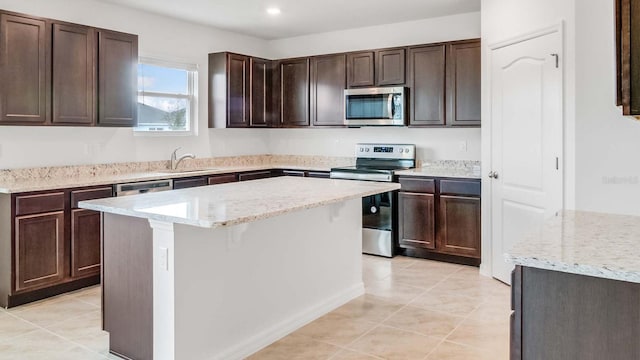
387, 94, 393, 119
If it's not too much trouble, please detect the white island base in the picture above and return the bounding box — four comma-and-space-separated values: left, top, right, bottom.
103, 198, 363, 360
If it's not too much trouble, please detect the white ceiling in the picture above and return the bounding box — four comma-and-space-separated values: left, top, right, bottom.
99, 0, 480, 40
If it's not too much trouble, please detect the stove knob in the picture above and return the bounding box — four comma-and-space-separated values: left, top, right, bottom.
365, 148, 370, 152
404, 148, 410, 153
359, 147, 364, 152
370, 206, 378, 214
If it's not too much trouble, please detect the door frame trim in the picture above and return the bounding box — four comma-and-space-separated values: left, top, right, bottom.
481, 22, 565, 280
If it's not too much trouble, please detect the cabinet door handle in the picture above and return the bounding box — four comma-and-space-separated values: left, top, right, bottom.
488, 171, 499, 179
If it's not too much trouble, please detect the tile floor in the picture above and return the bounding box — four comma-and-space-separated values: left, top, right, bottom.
0, 256, 510, 359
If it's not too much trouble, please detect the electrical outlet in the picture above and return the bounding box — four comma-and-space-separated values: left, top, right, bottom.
0, 144, 3, 158
458, 141, 468, 152
159, 247, 169, 271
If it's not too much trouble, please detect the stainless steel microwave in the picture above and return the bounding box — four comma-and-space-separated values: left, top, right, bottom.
344, 87, 406, 126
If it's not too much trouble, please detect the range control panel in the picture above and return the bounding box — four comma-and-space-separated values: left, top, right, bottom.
355, 144, 416, 160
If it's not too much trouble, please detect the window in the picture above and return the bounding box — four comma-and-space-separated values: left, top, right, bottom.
135, 58, 197, 134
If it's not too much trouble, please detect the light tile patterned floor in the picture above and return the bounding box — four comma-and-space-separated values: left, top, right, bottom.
0, 256, 510, 359
250, 256, 511, 360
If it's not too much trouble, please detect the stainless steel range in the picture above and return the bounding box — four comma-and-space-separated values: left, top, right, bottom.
330, 143, 416, 257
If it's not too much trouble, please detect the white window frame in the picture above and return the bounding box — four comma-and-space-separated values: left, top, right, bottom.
134, 57, 198, 136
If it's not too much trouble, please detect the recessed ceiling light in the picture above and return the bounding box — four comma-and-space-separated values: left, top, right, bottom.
266, 7, 281, 15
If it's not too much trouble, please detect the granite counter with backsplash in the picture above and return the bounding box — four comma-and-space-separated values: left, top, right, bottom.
0, 155, 355, 193
395, 160, 482, 179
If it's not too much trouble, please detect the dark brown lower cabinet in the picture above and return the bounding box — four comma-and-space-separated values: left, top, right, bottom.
71, 209, 101, 278
238, 170, 273, 181
511, 266, 640, 360
398, 192, 435, 249
0, 186, 111, 307
437, 195, 480, 258
398, 176, 480, 264
15, 212, 65, 292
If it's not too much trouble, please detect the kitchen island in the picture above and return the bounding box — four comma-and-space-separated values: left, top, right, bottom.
506, 210, 640, 360
80, 176, 399, 360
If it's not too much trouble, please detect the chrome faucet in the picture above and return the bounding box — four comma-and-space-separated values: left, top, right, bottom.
170, 147, 196, 170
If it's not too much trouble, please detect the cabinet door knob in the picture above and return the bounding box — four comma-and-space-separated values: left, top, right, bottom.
488, 171, 499, 179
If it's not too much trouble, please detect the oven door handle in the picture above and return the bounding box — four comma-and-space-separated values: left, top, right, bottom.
387, 94, 394, 119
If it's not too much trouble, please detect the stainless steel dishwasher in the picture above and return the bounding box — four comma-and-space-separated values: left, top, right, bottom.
114, 179, 174, 196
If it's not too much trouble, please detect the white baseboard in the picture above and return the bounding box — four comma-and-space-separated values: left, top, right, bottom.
212, 282, 365, 360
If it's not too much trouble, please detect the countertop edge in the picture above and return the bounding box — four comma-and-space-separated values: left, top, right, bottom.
79, 182, 400, 228
505, 254, 640, 284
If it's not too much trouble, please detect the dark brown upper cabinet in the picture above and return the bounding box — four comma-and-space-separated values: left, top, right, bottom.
250, 57, 271, 127
97, 30, 138, 127
227, 53, 250, 127
52, 23, 96, 125
446, 40, 481, 126
0, 12, 50, 125
208, 52, 271, 128
311, 54, 346, 126
408, 44, 446, 126
0, 10, 137, 128
616, 0, 640, 115
278, 58, 310, 127
347, 49, 405, 88
376, 48, 405, 86
347, 51, 375, 88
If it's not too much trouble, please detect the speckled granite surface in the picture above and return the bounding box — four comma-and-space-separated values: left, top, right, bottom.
79, 177, 400, 228
505, 210, 640, 283
0, 155, 355, 194
395, 160, 481, 179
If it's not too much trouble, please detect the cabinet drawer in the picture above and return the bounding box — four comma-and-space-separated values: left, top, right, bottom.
70, 187, 113, 208
15, 192, 65, 216
238, 170, 272, 181
207, 174, 237, 185
439, 179, 480, 197
173, 177, 207, 189
399, 178, 435, 193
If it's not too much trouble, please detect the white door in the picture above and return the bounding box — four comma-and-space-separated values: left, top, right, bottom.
489, 28, 564, 284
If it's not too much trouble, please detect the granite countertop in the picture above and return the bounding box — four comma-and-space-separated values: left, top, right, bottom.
395, 160, 482, 179
0, 155, 354, 194
79, 177, 400, 228
505, 210, 640, 283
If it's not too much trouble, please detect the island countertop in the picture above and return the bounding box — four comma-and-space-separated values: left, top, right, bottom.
79, 177, 399, 228
505, 210, 640, 283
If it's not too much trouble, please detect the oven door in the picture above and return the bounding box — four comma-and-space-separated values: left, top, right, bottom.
362, 191, 395, 257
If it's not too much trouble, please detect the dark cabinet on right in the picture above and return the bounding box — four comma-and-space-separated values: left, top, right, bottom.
408, 39, 480, 127
616, 0, 640, 115
446, 40, 481, 126
398, 176, 481, 264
